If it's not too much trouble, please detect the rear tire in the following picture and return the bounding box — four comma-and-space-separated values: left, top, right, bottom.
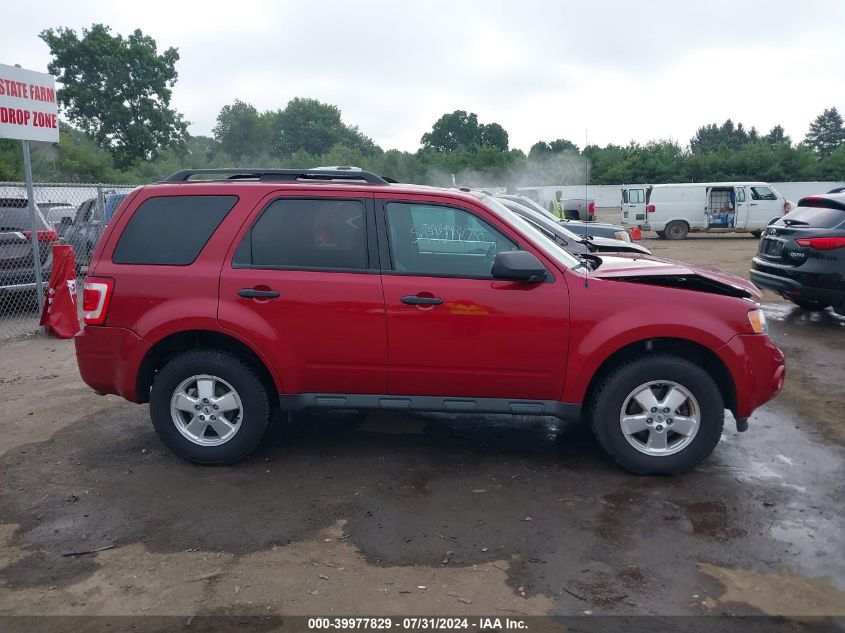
789, 298, 831, 311
656, 230, 666, 239
589, 356, 724, 475
150, 350, 270, 465
664, 221, 689, 240
750, 230, 762, 239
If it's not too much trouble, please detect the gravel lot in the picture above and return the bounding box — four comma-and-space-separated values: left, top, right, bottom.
0, 233, 843, 621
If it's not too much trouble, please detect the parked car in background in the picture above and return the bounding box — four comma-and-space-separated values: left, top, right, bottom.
496, 194, 634, 242
0, 199, 56, 298
563, 219, 634, 242
75, 167, 784, 475
751, 193, 845, 314
496, 196, 651, 256
622, 182, 793, 239
560, 197, 595, 221
63, 193, 129, 270
508, 189, 596, 220
40, 202, 78, 237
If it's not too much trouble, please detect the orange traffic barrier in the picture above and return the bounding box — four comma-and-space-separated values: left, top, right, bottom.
39, 244, 81, 338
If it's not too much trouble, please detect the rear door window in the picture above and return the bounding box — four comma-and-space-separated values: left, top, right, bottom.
235, 198, 368, 271
113, 195, 238, 265
628, 189, 645, 204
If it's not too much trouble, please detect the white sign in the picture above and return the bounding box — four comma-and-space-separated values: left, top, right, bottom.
0, 63, 60, 143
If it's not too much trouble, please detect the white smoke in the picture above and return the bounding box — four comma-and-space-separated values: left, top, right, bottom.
424, 152, 590, 191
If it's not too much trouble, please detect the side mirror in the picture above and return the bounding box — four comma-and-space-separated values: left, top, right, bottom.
492, 251, 547, 283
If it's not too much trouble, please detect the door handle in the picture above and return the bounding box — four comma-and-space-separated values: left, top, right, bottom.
749, 203, 758, 206
401, 295, 443, 306
239, 288, 280, 299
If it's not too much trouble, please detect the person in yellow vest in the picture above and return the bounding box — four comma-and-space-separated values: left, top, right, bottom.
549, 190, 564, 219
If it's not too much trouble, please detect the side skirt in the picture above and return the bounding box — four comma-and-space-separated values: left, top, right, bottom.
278, 393, 582, 422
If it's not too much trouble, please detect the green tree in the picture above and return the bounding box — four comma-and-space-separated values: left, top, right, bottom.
213, 101, 271, 160
819, 144, 845, 180
804, 107, 845, 158
479, 123, 509, 151
420, 110, 481, 153
764, 125, 791, 149
529, 138, 579, 158
690, 119, 751, 153
0, 140, 22, 180
40, 23, 188, 167
273, 98, 378, 158
42, 125, 119, 182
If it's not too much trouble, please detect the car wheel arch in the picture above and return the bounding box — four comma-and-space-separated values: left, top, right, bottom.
577, 337, 737, 421
135, 329, 280, 405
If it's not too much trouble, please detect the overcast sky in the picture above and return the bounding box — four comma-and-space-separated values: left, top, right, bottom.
6, 0, 845, 153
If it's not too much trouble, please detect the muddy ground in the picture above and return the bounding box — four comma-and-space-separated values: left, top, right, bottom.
0, 234, 843, 623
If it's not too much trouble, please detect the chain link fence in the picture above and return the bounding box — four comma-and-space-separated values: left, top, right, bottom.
0, 182, 141, 340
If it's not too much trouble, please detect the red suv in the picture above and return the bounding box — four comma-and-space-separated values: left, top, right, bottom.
75, 169, 785, 474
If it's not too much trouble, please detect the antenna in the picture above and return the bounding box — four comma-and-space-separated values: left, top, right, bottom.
584, 128, 589, 288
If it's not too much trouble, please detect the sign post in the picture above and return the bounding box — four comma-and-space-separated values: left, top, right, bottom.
0, 62, 60, 319
22, 139, 44, 314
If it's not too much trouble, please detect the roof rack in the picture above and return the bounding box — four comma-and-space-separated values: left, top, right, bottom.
162, 168, 389, 185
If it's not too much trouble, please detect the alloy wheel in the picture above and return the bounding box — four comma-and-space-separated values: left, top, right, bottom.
170, 374, 243, 446
619, 380, 701, 456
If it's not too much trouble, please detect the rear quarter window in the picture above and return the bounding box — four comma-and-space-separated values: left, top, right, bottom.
112, 195, 238, 265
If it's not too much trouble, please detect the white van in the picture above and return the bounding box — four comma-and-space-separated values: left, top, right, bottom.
621, 182, 792, 239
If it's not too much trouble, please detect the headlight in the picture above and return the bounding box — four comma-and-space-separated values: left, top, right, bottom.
748, 309, 768, 334
614, 230, 632, 243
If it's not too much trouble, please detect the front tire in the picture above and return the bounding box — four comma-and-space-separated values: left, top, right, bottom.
150, 350, 270, 464
589, 356, 724, 475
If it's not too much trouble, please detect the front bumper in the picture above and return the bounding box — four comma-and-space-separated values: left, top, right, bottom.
716, 333, 785, 420
751, 258, 845, 306
75, 325, 151, 402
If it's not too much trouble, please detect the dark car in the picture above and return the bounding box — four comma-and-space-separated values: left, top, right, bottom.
63, 193, 129, 270
497, 194, 633, 242
39, 202, 77, 237
750, 193, 845, 314
0, 199, 57, 298
496, 197, 651, 256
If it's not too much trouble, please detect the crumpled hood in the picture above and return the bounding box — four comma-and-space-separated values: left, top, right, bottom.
590, 254, 762, 300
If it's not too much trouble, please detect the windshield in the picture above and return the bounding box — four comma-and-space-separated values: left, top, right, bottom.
481, 195, 582, 270
501, 199, 584, 242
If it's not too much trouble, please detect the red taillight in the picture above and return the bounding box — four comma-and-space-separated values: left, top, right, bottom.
22, 229, 59, 242
795, 237, 845, 251
647, 204, 655, 213
588, 201, 595, 214
82, 278, 114, 326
